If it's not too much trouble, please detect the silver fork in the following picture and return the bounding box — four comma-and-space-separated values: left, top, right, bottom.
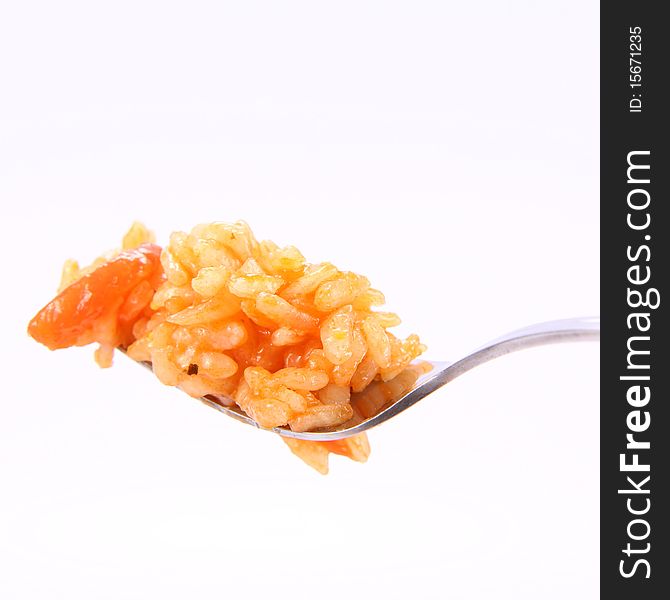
181, 316, 600, 441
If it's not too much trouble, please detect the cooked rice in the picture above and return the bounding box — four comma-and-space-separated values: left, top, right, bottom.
31, 221, 429, 473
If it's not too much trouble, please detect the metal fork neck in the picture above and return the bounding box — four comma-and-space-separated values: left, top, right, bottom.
280, 317, 600, 441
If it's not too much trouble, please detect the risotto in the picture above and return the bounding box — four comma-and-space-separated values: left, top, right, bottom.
28, 222, 428, 473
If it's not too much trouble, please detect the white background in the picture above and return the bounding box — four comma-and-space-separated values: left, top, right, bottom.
0, 2, 599, 598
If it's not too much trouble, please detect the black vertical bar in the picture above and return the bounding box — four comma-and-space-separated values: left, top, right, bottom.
601, 2, 668, 597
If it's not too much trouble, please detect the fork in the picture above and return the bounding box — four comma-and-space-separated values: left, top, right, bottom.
179, 316, 599, 441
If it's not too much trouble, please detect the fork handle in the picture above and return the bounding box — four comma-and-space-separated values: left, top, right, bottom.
441, 316, 600, 384
474, 316, 600, 353
286, 317, 600, 440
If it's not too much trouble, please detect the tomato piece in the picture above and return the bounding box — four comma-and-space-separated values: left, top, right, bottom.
28, 243, 163, 350
320, 433, 370, 463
